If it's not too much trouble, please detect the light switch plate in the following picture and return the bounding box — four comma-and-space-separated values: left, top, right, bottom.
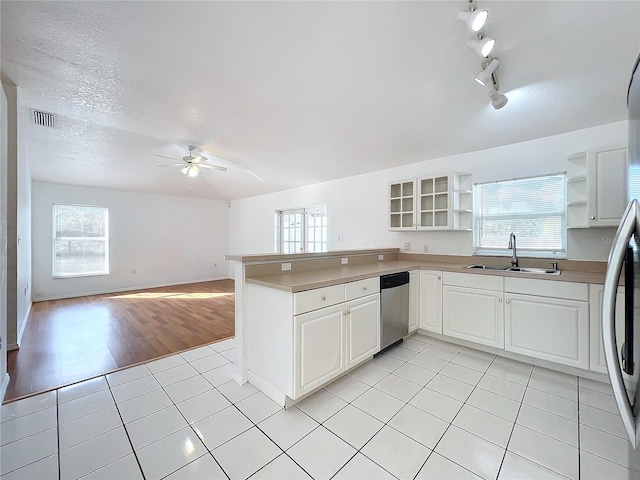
378, 254, 384, 261
341, 257, 348, 264
281, 262, 292, 271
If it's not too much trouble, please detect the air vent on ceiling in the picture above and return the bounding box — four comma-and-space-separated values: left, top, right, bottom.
31, 109, 56, 128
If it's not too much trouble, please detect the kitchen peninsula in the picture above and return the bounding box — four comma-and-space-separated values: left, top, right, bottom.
226, 248, 611, 407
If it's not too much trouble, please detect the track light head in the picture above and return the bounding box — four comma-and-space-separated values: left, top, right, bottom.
474, 58, 500, 86
489, 89, 509, 109
457, 9, 488, 32
466, 36, 495, 58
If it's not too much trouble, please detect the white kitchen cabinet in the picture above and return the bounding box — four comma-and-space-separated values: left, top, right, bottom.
589, 284, 630, 375
389, 179, 417, 230
389, 173, 472, 231
419, 270, 442, 334
293, 304, 346, 398
504, 293, 589, 369
346, 294, 380, 369
409, 270, 419, 333
503, 277, 589, 369
442, 285, 505, 348
247, 276, 381, 405
567, 145, 628, 228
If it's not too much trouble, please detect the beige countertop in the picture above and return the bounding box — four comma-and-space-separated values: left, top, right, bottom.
225, 248, 399, 263
246, 259, 608, 292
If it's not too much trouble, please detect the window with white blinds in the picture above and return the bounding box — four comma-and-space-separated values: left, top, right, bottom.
53, 204, 109, 277
473, 173, 567, 258
276, 205, 327, 254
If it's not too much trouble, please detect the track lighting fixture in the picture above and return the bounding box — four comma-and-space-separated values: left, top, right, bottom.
457, 1, 509, 109
489, 88, 508, 109
457, 8, 488, 33
474, 58, 500, 86
466, 36, 495, 58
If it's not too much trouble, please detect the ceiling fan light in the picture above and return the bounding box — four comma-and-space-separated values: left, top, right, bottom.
474, 58, 500, 86
489, 89, 509, 109
187, 165, 201, 177
467, 37, 495, 58
180, 165, 189, 175
457, 9, 488, 32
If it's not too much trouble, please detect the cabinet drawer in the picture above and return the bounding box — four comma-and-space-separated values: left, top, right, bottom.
442, 271, 503, 291
294, 284, 346, 315
345, 277, 380, 301
504, 277, 588, 301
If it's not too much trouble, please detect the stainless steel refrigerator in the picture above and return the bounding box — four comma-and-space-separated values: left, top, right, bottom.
602, 52, 640, 475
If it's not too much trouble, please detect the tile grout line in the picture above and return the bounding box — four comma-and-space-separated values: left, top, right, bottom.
494, 359, 533, 479
105, 376, 145, 480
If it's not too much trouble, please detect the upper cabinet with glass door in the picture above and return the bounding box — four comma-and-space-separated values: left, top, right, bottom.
389, 172, 472, 231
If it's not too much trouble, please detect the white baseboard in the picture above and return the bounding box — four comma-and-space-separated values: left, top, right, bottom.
15, 301, 32, 347
32, 276, 233, 302
247, 371, 288, 408
0, 373, 9, 403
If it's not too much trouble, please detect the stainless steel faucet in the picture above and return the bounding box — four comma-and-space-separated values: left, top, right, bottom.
508, 232, 518, 267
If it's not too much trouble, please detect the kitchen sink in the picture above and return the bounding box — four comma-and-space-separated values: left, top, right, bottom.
465, 264, 561, 275
508, 266, 561, 275
466, 264, 511, 271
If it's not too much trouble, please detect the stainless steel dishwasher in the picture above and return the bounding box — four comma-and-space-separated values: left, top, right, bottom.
378, 271, 410, 353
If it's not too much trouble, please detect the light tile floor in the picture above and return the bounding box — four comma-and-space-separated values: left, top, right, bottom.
1, 334, 637, 479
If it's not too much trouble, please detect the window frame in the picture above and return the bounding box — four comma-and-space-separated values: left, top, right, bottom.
473, 173, 567, 260
52, 203, 110, 279
275, 205, 328, 254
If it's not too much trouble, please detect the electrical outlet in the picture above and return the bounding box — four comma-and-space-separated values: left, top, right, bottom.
281, 262, 292, 271
378, 254, 384, 261
341, 257, 348, 265
404, 242, 411, 251
337, 234, 344, 241
423, 244, 430, 253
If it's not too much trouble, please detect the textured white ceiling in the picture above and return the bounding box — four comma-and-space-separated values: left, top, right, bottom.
1, 1, 639, 200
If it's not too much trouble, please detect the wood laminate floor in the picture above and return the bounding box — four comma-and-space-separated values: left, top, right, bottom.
5, 279, 235, 402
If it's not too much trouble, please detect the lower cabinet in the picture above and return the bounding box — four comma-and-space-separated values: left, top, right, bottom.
409, 270, 419, 333
346, 294, 381, 369
419, 270, 442, 334
442, 285, 504, 348
589, 284, 629, 375
293, 304, 346, 398
292, 292, 380, 399
504, 293, 589, 369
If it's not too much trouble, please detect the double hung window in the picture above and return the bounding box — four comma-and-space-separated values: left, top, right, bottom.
473, 173, 567, 258
53, 203, 109, 277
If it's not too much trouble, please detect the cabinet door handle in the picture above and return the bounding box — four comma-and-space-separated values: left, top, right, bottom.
321, 295, 326, 301
506, 299, 510, 304
345, 310, 350, 315
438, 276, 441, 280
591, 215, 596, 220
363, 286, 367, 291
498, 298, 503, 303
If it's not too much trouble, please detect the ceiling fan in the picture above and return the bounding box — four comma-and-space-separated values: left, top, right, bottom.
156, 145, 228, 180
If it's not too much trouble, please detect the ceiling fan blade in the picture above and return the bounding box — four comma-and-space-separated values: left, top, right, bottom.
155, 154, 180, 161
198, 164, 227, 171
200, 149, 266, 183
191, 155, 207, 163
157, 163, 185, 167
245, 169, 266, 183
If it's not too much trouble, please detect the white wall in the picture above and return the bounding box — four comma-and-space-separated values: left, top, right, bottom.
230, 121, 628, 262
32, 182, 231, 300
16, 101, 31, 346
1, 83, 10, 398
